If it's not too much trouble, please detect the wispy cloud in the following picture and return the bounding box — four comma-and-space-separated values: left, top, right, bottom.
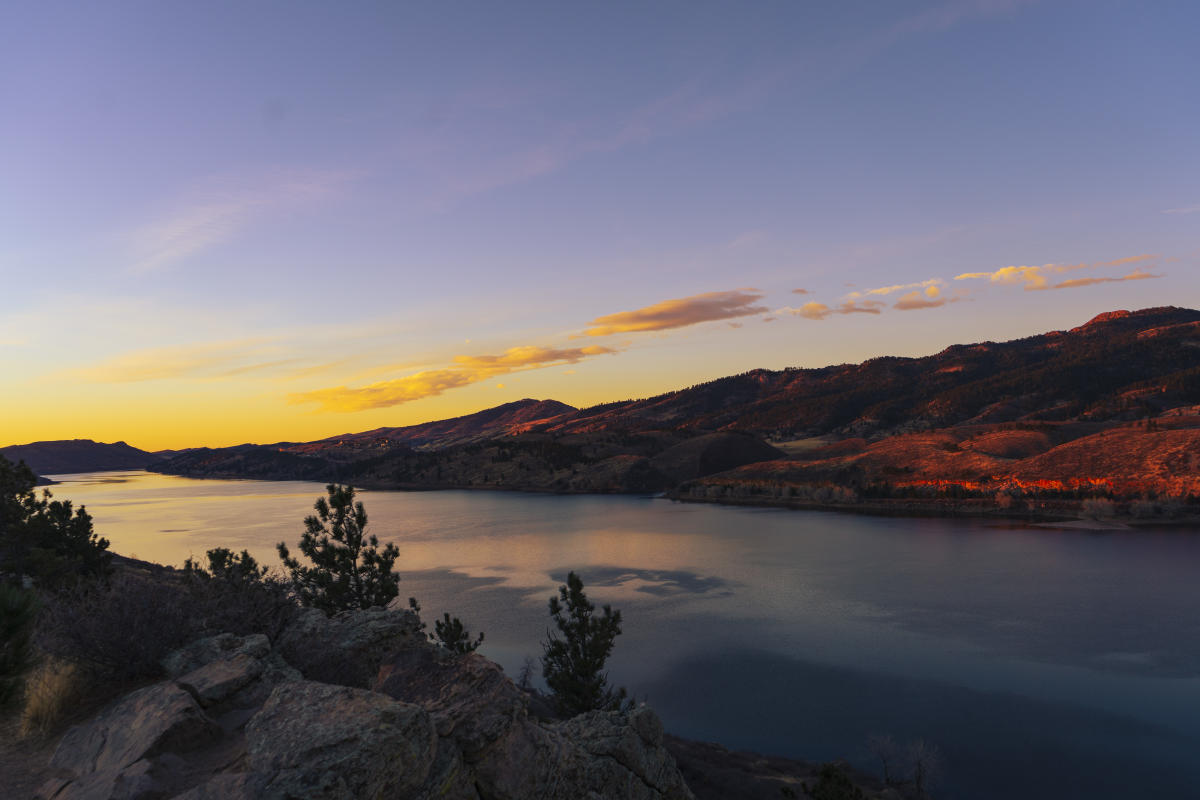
1163, 205, 1200, 215
955, 254, 1162, 291
290, 344, 617, 412
1033, 268, 1162, 291
778, 298, 886, 320
837, 298, 885, 315
128, 168, 356, 273
791, 288, 811, 295
1100, 254, 1159, 266
581, 290, 768, 337
66, 339, 279, 382
451, 345, 615, 370
855, 278, 943, 297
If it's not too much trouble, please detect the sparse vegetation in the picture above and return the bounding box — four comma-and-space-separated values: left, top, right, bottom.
184, 548, 298, 642
0, 583, 38, 710
867, 734, 943, 799
1081, 497, 1116, 519
37, 572, 193, 683
541, 571, 628, 716
430, 613, 484, 654
19, 657, 82, 737
278, 484, 400, 613
184, 547, 268, 585
800, 763, 866, 800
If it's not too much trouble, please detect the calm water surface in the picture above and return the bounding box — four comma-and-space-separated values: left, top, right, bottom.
48, 471, 1200, 800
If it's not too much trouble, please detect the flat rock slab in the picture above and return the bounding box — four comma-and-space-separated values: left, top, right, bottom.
51, 683, 219, 777
42, 683, 221, 800
164, 633, 270, 677
246, 680, 436, 799
178, 653, 265, 708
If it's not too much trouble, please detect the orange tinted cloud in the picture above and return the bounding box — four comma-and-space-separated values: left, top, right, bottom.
837, 298, 885, 314
779, 298, 885, 320
1101, 254, 1158, 267
955, 264, 1053, 290
582, 290, 767, 336
792, 288, 811, 295
894, 284, 961, 310
1036, 268, 1162, 291
862, 278, 942, 297
955, 255, 1159, 291
453, 345, 614, 370
291, 344, 617, 412
290, 369, 478, 412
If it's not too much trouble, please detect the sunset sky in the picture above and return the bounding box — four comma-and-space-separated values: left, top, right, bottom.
3, 0, 1197, 451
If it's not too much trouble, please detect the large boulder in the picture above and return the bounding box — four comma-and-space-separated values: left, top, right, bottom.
165, 633, 300, 710
560, 707, 694, 799
245, 680, 437, 799
162, 632, 270, 676
374, 642, 693, 799
41, 683, 221, 799
374, 646, 526, 759
470, 707, 694, 800
276, 605, 424, 686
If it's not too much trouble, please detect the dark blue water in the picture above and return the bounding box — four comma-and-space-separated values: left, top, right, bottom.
50, 471, 1200, 799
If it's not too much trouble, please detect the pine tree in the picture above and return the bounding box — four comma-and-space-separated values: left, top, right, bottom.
277, 484, 400, 613
184, 547, 268, 586
541, 571, 627, 716
431, 613, 484, 654
0, 455, 110, 587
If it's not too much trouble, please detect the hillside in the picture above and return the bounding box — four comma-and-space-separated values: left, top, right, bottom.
0, 439, 162, 476
151, 307, 1200, 516
541, 306, 1200, 439
284, 398, 575, 459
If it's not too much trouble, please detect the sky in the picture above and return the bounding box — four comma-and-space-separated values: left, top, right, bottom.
1, 0, 1197, 451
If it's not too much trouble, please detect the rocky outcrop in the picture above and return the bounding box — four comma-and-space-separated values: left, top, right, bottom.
37, 608, 694, 800
246, 681, 437, 798
41, 682, 221, 800
275, 603, 425, 687
373, 645, 694, 800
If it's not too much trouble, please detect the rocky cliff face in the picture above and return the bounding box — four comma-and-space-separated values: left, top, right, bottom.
36, 605, 694, 800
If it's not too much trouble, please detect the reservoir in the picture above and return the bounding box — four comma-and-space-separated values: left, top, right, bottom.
47, 470, 1200, 799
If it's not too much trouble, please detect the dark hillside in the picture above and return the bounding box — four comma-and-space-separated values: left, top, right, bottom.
0, 439, 161, 476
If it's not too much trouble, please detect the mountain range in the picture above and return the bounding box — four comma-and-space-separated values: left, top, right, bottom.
10, 307, 1200, 516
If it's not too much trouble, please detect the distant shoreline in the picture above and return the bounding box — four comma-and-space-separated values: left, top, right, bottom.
74, 466, 1200, 530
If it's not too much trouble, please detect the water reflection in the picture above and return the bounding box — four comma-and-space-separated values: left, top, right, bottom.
548, 567, 733, 597
44, 471, 1200, 800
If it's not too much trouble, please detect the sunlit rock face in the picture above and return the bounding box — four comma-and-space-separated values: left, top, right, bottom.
150, 307, 1200, 515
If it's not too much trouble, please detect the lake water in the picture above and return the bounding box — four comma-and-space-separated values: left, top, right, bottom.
46, 470, 1200, 799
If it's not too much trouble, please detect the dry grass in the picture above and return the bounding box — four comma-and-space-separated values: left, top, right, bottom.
20, 658, 85, 738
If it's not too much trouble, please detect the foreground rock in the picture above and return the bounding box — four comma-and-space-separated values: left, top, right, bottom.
374, 646, 693, 799
37, 608, 695, 800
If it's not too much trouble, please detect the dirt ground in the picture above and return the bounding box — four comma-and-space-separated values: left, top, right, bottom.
0, 716, 57, 799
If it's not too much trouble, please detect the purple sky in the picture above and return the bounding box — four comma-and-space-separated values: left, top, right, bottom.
2, 0, 1197, 449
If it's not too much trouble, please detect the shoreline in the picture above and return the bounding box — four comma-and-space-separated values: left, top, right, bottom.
115, 466, 1200, 529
